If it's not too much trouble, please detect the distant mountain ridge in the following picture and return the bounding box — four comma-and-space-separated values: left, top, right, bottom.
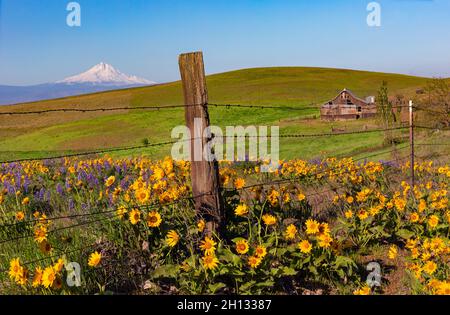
0, 63, 156, 105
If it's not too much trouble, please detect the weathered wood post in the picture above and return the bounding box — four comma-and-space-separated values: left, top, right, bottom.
409, 100, 415, 191
178, 52, 223, 235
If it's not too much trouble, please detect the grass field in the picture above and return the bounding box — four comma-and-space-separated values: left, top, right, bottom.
0, 67, 447, 162
1, 67, 449, 295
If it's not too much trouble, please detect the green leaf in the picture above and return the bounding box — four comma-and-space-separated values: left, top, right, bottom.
308, 265, 318, 275
255, 280, 275, 287
151, 264, 180, 279
281, 266, 297, 276
208, 282, 226, 294
334, 256, 356, 268
396, 229, 415, 240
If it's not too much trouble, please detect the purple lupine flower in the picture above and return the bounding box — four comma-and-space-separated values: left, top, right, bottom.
23, 177, 31, 193
68, 199, 75, 211
56, 183, 64, 196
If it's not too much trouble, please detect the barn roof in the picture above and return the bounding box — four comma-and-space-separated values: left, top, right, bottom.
323, 88, 370, 106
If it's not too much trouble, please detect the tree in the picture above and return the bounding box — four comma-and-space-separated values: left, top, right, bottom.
422, 78, 450, 127
376, 81, 395, 144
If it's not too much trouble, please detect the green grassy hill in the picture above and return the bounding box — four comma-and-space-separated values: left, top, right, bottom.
0, 67, 446, 162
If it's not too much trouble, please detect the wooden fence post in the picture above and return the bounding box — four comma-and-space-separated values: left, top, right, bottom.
409, 100, 415, 192
178, 52, 223, 235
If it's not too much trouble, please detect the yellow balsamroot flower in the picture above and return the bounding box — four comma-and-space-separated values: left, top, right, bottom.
394, 198, 406, 212
428, 215, 439, 229
297, 193, 306, 202
88, 251, 102, 267
418, 199, 427, 212
235, 239, 249, 255
421, 251, 432, 261
34, 225, 48, 243
116, 206, 128, 220
357, 209, 369, 220
298, 240, 312, 254
200, 236, 217, 255
344, 210, 353, 219
21, 197, 30, 205
430, 237, 445, 253
262, 214, 277, 226
166, 230, 179, 247
318, 234, 333, 249
15, 267, 28, 286
332, 195, 340, 204
105, 175, 115, 187
202, 254, 219, 270
42, 266, 57, 288
197, 219, 206, 232
135, 188, 150, 204
234, 204, 249, 217
15, 211, 25, 221
32, 267, 43, 288
129, 209, 141, 225
8, 258, 23, 281
267, 189, 280, 206
234, 178, 246, 189
388, 245, 398, 260
346, 196, 354, 204
283, 193, 291, 203
318, 223, 330, 236
305, 219, 320, 235
248, 255, 262, 269
146, 211, 162, 228
423, 261, 437, 275
53, 258, 65, 273
406, 238, 417, 250
255, 245, 267, 258
410, 212, 420, 223
353, 286, 371, 295
285, 224, 297, 240
436, 281, 450, 295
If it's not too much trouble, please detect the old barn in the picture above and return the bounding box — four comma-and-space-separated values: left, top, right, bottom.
320, 89, 377, 120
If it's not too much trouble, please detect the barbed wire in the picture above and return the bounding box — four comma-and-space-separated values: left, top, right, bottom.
0, 101, 446, 118
0, 191, 215, 229
0, 191, 216, 242
0, 104, 204, 116
415, 143, 450, 147
225, 148, 411, 193
0, 242, 99, 274
0, 126, 417, 166
0, 140, 176, 164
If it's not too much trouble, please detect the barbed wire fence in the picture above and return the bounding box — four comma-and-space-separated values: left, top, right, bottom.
0, 52, 448, 281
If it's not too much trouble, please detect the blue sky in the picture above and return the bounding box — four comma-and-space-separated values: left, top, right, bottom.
0, 0, 449, 85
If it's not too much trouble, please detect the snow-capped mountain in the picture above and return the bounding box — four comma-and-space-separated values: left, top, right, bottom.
0, 63, 156, 105
57, 62, 155, 85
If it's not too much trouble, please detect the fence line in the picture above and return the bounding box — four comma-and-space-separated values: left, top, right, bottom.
2, 102, 435, 117
0, 192, 215, 229
0, 242, 99, 273
0, 125, 431, 165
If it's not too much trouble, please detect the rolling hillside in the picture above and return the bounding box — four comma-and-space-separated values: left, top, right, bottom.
0, 67, 444, 161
